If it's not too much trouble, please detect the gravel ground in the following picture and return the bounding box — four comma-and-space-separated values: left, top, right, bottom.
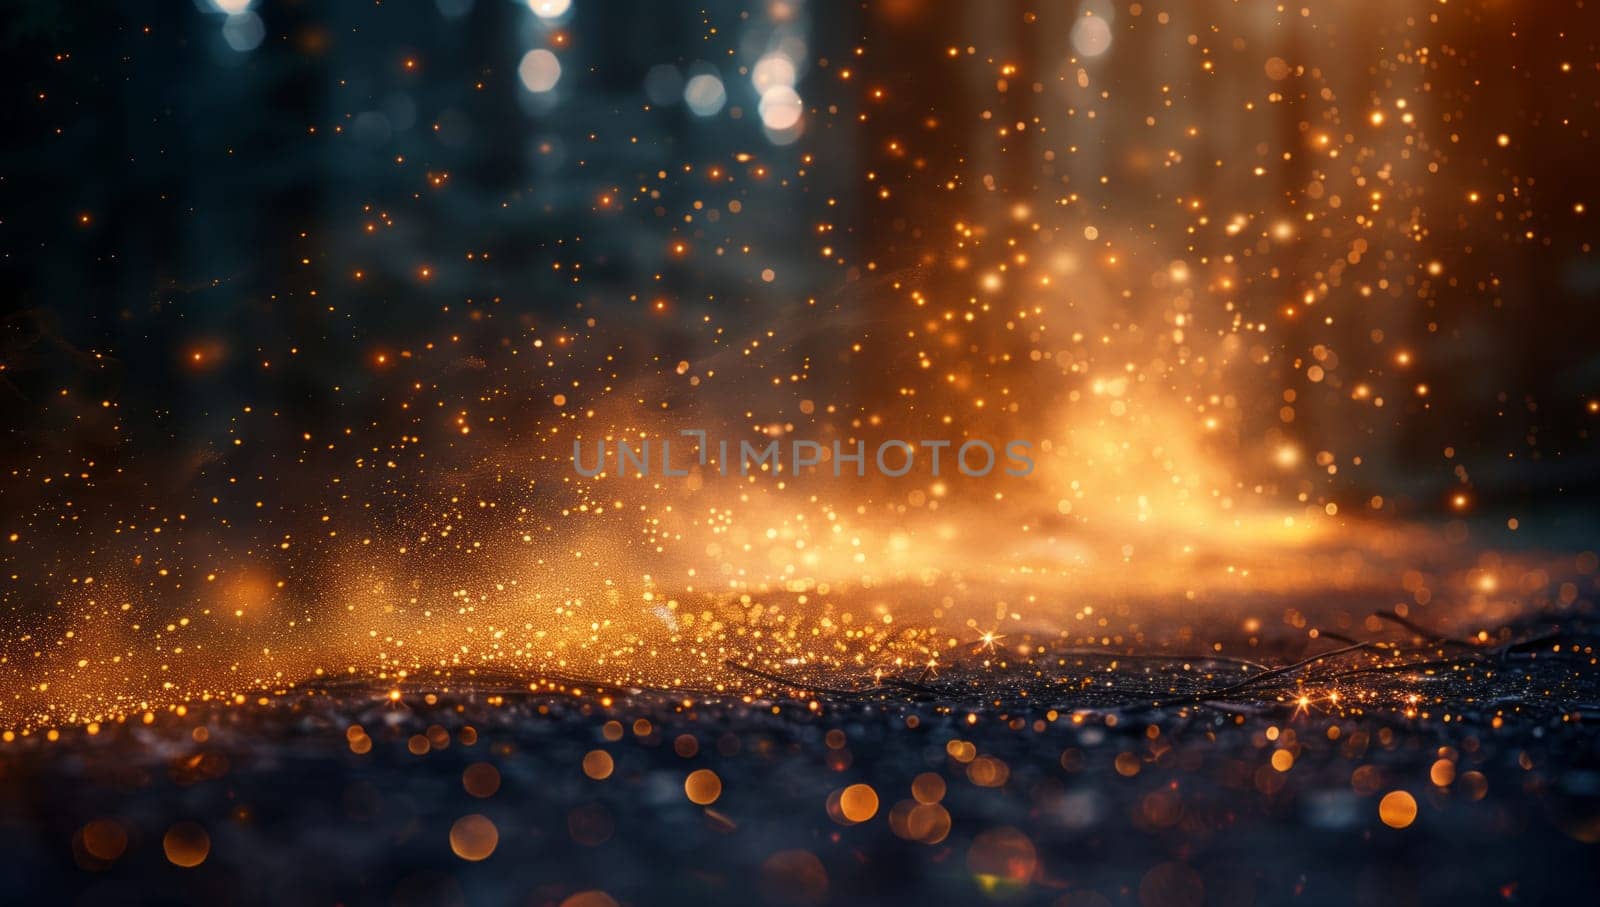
2, 618, 1598, 907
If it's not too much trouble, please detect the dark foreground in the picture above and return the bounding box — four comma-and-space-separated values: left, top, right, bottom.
3, 626, 1599, 906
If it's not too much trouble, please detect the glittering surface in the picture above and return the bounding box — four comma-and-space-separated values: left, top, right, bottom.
5, 615, 1599, 904
2, 0, 1599, 903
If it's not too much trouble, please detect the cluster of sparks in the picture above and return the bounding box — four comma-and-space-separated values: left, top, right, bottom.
2, 0, 1598, 740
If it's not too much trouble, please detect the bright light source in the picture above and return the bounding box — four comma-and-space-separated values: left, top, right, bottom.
519, 49, 561, 93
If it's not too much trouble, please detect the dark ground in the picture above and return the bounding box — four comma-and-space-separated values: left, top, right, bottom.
2, 618, 1598, 907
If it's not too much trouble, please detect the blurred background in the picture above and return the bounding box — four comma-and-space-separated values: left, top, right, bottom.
3, 0, 1597, 497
